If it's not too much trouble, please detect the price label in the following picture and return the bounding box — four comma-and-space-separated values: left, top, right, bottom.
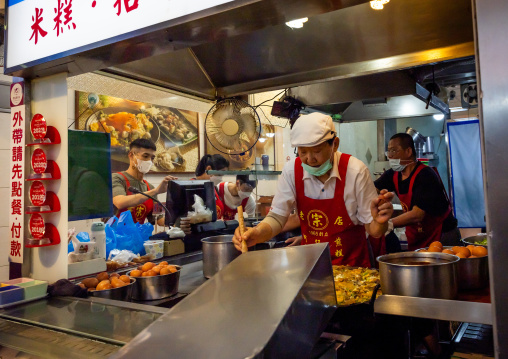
29, 213, 45, 239
29, 181, 46, 206
31, 148, 47, 174
31, 114, 47, 140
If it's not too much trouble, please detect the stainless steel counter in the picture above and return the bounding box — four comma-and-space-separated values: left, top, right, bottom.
374, 295, 492, 325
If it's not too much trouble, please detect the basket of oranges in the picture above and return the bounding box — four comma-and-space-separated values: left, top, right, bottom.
128, 261, 181, 300
416, 242, 488, 290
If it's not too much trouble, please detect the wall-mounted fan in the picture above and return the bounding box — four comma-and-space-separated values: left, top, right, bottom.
461, 83, 478, 108
205, 98, 261, 156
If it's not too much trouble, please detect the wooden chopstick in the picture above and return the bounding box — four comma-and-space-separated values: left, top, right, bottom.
237, 206, 248, 253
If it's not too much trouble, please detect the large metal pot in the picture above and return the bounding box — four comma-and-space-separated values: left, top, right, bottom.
201, 235, 241, 278
377, 252, 459, 299
91, 278, 136, 301
128, 267, 181, 301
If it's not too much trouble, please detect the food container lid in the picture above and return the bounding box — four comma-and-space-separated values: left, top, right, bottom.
91, 222, 105, 231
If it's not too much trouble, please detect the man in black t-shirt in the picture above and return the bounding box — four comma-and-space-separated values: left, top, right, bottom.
375, 133, 460, 250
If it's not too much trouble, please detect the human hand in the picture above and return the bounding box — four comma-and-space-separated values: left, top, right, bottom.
232, 226, 259, 252
156, 175, 178, 194
179, 217, 191, 235
371, 189, 394, 224
285, 235, 302, 247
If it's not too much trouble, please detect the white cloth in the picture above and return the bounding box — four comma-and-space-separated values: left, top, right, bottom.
270, 152, 377, 225
221, 182, 256, 217
290, 112, 336, 147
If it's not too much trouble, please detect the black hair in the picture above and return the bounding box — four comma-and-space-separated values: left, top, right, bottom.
390, 133, 417, 159
236, 174, 257, 189
130, 138, 156, 152
195, 154, 230, 176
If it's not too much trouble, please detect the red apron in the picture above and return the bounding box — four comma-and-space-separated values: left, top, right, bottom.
117, 172, 154, 224
295, 154, 371, 267
217, 182, 249, 221
393, 164, 452, 250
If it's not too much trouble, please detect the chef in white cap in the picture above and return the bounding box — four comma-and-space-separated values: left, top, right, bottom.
232, 112, 394, 267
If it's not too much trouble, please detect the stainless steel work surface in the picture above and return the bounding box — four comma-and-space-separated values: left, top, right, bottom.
0, 297, 164, 345
112, 243, 337, 359
374, 295, 492, 325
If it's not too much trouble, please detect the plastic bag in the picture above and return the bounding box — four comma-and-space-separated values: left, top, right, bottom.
104, 211, 154, 257
167, 226, 185, 238
68, 231, 91, 253
109, 249, 138, 264
187, 194, 212, 224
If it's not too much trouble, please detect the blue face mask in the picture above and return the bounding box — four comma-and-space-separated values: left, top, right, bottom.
301, 152, 334, 177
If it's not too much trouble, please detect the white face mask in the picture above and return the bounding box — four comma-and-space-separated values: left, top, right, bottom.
389, 159, 411, 172
238, 190, 251, 200
136, 158, 153, 174
210, 175, 223, 186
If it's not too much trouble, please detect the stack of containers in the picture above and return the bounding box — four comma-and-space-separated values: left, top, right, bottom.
0, 278, 48, 308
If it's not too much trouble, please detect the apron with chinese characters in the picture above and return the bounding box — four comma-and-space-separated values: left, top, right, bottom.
393, 164, 452, 250
295, 154, 371, 267
218, 182, 249, 221
117, 172, 154, 224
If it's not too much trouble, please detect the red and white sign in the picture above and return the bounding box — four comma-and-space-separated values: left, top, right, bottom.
6, 0, 234, 70
29, 214, 46, 239
30, 114, 47, 140
31, 148, 47, 174
29, 181, 46, 206
9, 82, 25, 263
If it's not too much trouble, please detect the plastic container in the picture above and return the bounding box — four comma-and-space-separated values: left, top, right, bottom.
3, 278, 48, 300
0, 285, 24, 304
144, 240, 164, 260
91, 222, 106, 259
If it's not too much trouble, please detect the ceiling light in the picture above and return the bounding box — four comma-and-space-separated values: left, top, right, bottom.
433, 114, 445, 121
259, 138, 266, 143
286, 18, 308, 29
370, 0, 389, 10
266, 132, 275, 137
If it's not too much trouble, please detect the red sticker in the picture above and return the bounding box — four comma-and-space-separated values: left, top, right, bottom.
29, 181, 46, 206
31, 114, 47, 140
31, 148, 47, 174
29, 214, 45, 239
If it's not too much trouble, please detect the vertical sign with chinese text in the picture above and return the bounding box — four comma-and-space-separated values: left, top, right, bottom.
9, 82, 25, 264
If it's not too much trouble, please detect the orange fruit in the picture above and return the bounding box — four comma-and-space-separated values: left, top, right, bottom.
141, 262, 155, 272
466, 245, 476, 253
455, 252, 468, 259
428, 246, 442, 253
455, 247, 471, 258
130, 270, 142, 277
141, 271, 150, 277
159, 261, 168, 266
160, 267, 170, 275
109, 273, 120, 278
442, 249, 455, 255
151, 266, 162, 274
111, 278, 126, 288
469, 255, 478, 258
119, 275, 131, 284
168, 265, 178, 273
429, 241, 443, 250
472, 246, 488, 257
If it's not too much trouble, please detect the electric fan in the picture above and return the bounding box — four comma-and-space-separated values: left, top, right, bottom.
205, 98, 262, 156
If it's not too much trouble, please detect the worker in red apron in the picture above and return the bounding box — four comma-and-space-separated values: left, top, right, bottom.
216, 175, 257, 220
112, 139, 177, 224
374, 133, 460, 250
232, 113, 394, 267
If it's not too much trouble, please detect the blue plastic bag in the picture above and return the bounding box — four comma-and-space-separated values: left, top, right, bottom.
104, 212, 154, 257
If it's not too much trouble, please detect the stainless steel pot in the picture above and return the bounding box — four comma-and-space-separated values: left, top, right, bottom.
461, 234, 488, 248
377, 252, 459, 299
201, 235, 241, 278
91, 278, 136, 301
128, 267, 181, 301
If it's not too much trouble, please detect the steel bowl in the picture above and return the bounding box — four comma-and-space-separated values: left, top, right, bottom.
128, 266, 181, 301
415, 246, 489, 290
91, 278, 136, 301
461, 234, 488, 248
377, 252, 460, 299
201, 235, 241, 279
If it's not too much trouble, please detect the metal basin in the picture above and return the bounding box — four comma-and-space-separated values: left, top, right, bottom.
377, 252, 459, 299
128, 267, 181, 301
201, 235, 241, 278
461, 234, 488, 248
416, 246, 489, 290
91, 278, 136, 301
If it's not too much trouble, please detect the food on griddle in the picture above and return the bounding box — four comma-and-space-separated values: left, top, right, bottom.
332, 266, 381, 306
89, 111, 153, 148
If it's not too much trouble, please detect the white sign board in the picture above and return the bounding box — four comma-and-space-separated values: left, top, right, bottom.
6, 0, 234, 70
9, 82, 25, 264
